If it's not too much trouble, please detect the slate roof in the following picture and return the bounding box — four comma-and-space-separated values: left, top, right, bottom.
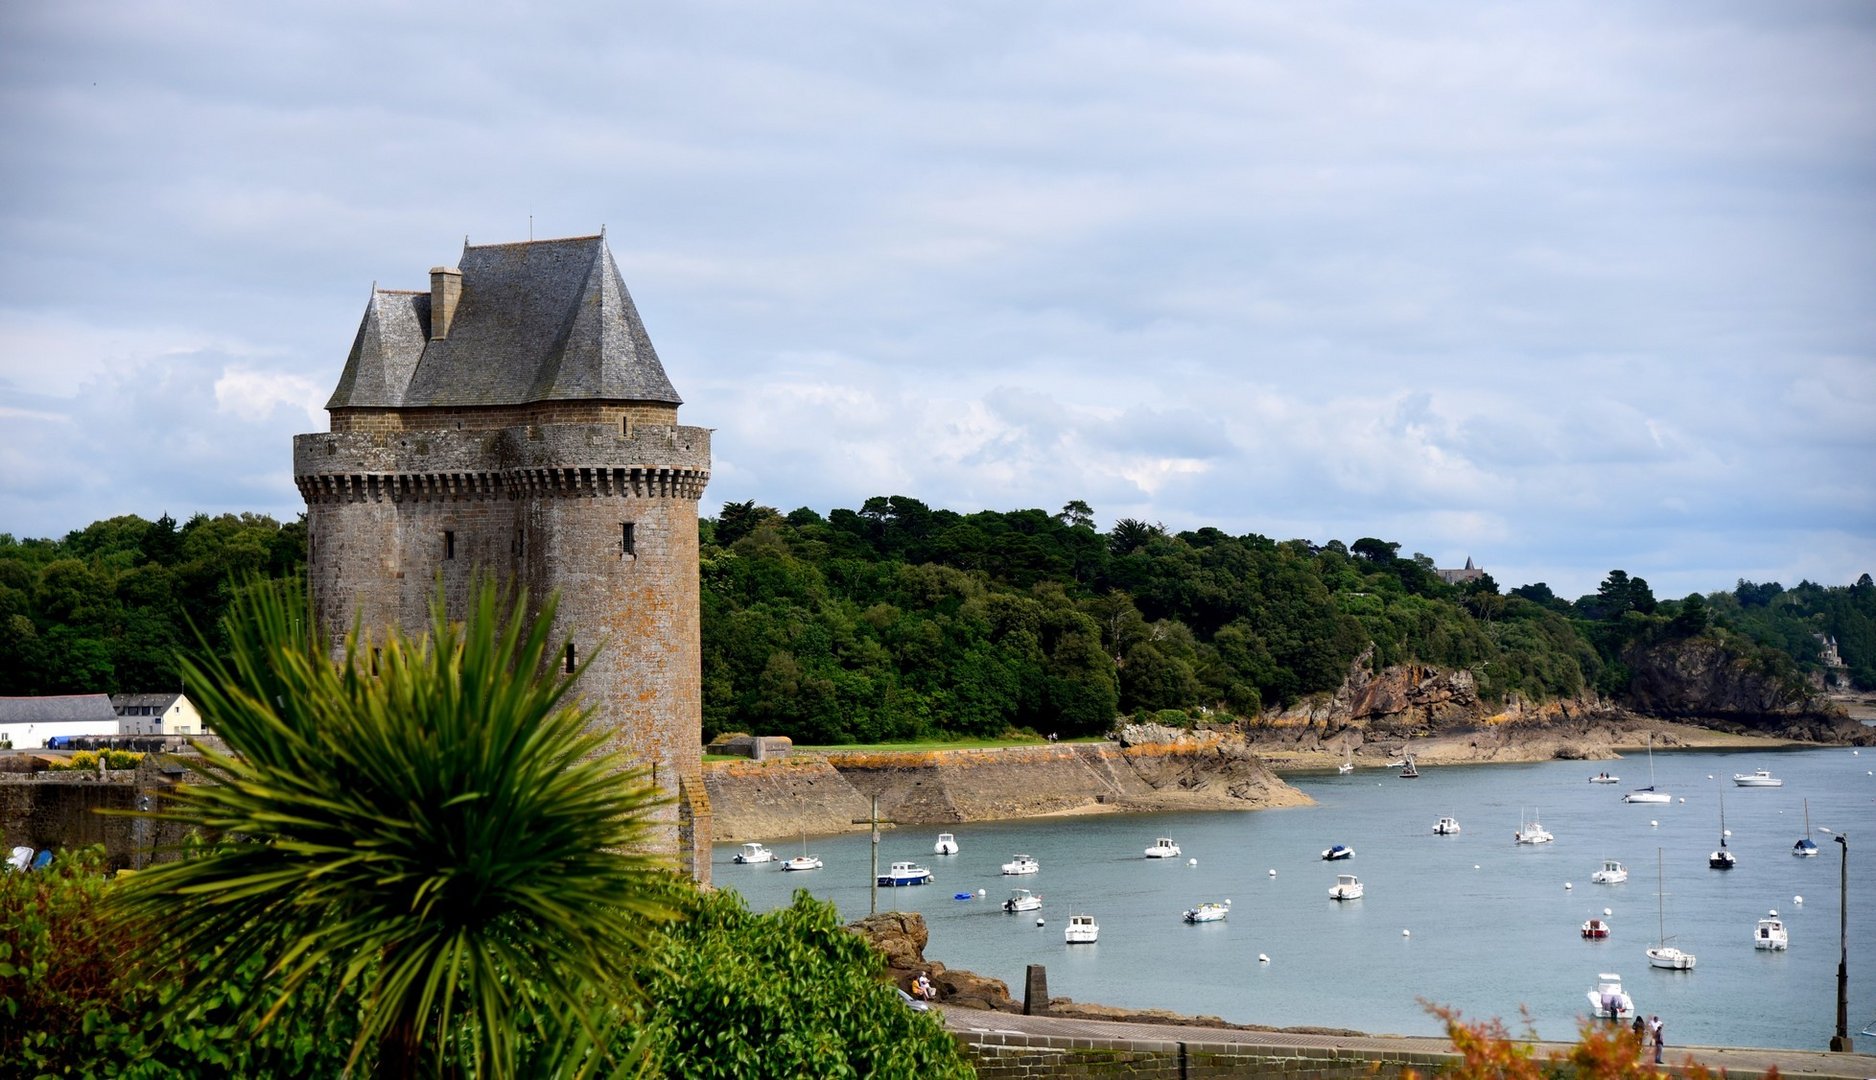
0, 694, 118, 724
326, 233, 681, 410
110, 693, 186, 714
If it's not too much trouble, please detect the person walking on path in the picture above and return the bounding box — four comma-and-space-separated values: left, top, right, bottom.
1649, 1015, 1665, 1064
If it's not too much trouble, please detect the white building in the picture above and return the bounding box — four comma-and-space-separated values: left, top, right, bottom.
0, 694, 121, 749
111, 692, 207, 736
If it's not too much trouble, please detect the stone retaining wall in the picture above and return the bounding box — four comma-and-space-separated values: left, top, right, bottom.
955, 1031, 1454, 1080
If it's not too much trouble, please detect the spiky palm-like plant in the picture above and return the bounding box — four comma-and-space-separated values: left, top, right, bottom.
115, 578, 672, 1077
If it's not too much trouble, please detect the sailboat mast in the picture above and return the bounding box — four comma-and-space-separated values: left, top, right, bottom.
1656, 848, 1666, 946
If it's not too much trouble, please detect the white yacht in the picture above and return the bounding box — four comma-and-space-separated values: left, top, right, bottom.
1329, 873, 1364, 900
877, 861, 934, 887
1754, 910, 1789, 950
1321, 844, 1354, 861
1646, 848, 1695, 971
780, 853, 822, 872
1515, 810, 1554, 845
1002, 888, 1042, 913
1183, 900, 1230, 923
1591, 859, 1628, 885
1733, 769, 1783, 787
1144, 837, 1182, 859
732, 842, 774, 864
1586, 973, 1635, 1020
933, 832, 959, 855
1001, 853, 1040, 875
1433, 816, 1462, 835
1623, 733, 1671, 804
1065, 914, 1100, 944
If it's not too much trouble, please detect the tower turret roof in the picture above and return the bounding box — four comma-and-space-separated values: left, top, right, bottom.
325, 233, 681, 410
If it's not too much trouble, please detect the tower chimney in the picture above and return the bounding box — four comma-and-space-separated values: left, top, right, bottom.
429, 266, 462, 340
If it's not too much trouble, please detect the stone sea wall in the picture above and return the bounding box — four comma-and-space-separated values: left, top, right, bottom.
702, 735, 1310, 843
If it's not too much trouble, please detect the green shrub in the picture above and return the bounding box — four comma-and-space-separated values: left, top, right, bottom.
635, 887, 974, 1079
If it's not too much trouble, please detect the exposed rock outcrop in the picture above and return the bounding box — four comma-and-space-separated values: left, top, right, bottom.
847, 911, 1017, 1012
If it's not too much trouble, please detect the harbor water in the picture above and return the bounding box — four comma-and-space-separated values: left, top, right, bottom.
717, 746, 1874, 1050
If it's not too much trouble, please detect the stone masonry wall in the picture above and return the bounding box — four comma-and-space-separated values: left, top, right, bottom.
955, 1031, 1452, 1080
295, 418, 712, 883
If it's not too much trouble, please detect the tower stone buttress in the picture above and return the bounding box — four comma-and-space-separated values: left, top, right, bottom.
291, 233, 713, 883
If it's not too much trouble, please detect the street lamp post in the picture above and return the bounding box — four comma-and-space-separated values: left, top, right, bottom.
1830, 833, 1852, 1053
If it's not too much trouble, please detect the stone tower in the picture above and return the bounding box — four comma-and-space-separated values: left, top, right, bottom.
291, 233, 712, 883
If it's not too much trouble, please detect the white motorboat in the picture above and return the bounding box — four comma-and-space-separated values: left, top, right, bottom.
1433, 816, 1461, 835
1329, 873, 1363, 900
1001, 853, 1040, 875
1586, 973, 1635, 1020
1183, 900, 1230, 923
1515, 810, 1554, 845
1646, 849, 1696, 971
1591, 859, 1628, 885
1754, 910, 1788, 950
1144, 837, 1182, 859
1794, 799, 1818, 857
732, 842, 774, 864
877, 861, 934, 887
1065, 914, 1099, 944
1003, 888, 1042, 913
1733, 769, 1783, 787
1321, 843, 1354, 861
1623, 732, 1671, 804
1709, 794, 1735, 870
1588, 772, 1620, 784
781, 853, 823, 871
933, 832, 959, 855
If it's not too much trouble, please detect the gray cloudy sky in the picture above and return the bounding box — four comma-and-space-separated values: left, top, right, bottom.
2, 2, 1872, 601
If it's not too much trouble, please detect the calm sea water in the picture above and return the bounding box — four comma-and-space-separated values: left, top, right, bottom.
717, 746, 1874, 1050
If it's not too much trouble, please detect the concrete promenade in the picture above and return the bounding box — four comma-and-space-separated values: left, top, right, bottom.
940, 1007, 1876, 1080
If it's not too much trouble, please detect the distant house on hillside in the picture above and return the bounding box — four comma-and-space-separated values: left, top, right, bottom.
111, 692, 207, 736
1436, 556, 1486, 586
0, 694, 121, 749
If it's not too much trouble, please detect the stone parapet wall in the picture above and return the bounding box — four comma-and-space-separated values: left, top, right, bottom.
294, 424, 711, 501
955, 1031, 1449, 1080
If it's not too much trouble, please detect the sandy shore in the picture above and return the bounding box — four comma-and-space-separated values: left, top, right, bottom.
1250, 718, 1816, 774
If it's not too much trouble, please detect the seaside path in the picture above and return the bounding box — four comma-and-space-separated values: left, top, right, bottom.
939, 1008, 1876, 1080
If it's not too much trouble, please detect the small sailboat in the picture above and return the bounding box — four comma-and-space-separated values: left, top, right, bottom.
1399, 756, 1420, 778
1709, 794, 1735, 870
1623, 732, 1671, 804
1338, 742, 1355, 774
1646, 848, 1696, 970
780, 831, 822, 872
1065, 913, 1099, 943
1793, 800, 1818, 857
1754, 910, 1788, 950
933, 832, 959, 855
1515, 809, 1553, 844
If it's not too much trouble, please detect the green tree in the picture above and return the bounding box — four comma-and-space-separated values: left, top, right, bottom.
115, 578, 672, 1077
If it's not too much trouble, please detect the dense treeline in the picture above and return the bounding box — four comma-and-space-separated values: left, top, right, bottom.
3, 502, 1870, 745
0, 513, 304, 695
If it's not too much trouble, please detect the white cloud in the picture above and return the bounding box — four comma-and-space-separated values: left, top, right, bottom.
213, 367, 325, 426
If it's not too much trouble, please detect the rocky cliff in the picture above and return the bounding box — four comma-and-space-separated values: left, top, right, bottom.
1621, 636, 1851, 737
702, 733, 1310, 842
